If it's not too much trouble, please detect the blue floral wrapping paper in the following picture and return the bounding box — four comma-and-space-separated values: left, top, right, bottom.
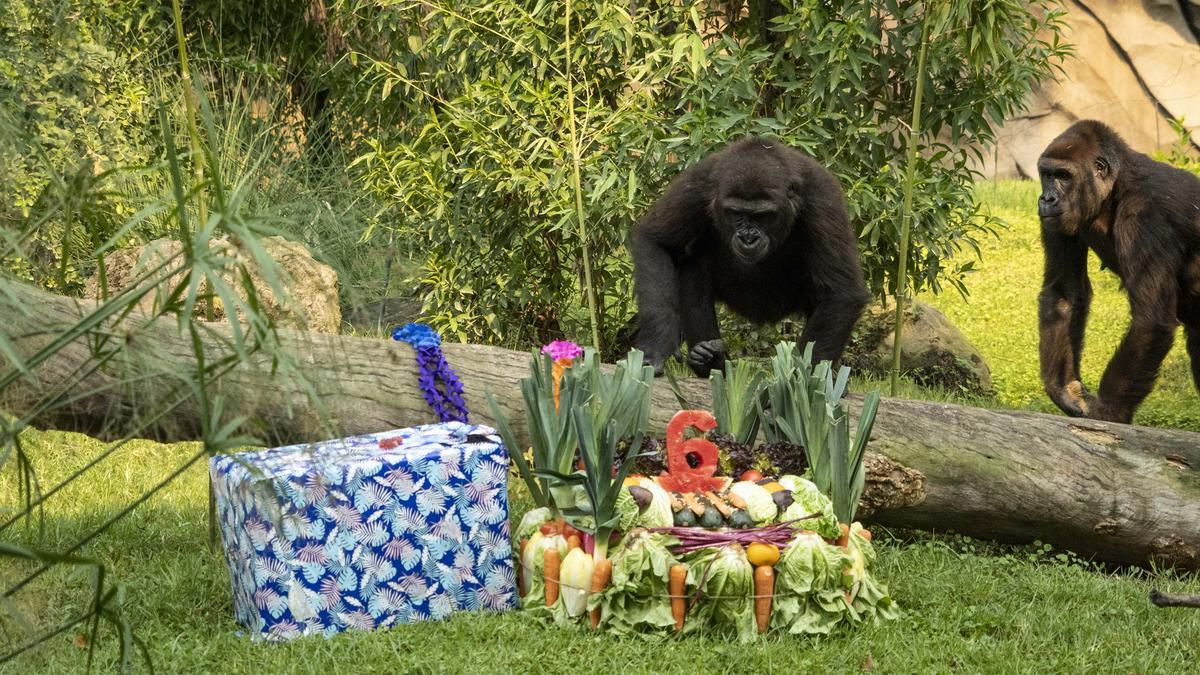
209, 421, 516, 641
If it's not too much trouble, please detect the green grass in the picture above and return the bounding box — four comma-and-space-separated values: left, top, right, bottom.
3, 429, 1199, 674
920, 181, 1199, 430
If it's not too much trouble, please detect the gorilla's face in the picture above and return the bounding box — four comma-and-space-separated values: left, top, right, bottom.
717, 195, 778, 263
1036, 160, 1078, 230
1037, 129, 1116, 235
713, 180, 796, 264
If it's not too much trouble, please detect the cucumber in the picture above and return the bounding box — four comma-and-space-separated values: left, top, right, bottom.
727, 509, 754, 529
674, 508, 697, 527
698, 504, 724, 529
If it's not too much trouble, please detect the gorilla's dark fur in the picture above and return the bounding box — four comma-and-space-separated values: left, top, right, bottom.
1037, 120, 1200, 423
631, 137, 871, 377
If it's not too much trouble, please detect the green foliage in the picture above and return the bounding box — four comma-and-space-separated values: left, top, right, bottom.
761, 342, 880, 523
1, 73, 332, 666
0, 0, 158, 291
551, 349, 655, 558
710, 359, 766, 446
354, 1, 1068, 350
487, 352, 581, 512
1151, 117, 1200, 175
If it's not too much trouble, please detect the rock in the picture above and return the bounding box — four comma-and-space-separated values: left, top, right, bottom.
343, 297, 423, 335
83, 236, 341, 333
980, 0, 1200, 178
846, 300, 993, 396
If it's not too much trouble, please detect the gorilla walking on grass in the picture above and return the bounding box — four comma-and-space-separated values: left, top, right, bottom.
631, 137, 871, 377
1037, 120, 1200, 423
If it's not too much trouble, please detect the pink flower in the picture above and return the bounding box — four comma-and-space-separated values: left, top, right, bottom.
541, 340, 584, 362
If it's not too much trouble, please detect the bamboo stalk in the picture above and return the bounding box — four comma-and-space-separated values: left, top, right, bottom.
563, 0, 603, 353
890, 6, 934, 396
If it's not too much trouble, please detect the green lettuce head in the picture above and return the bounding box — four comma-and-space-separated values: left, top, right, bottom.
614, 488, 641, 532
683, 544, 757, 642
780, 476, 839, 539
728, 480, 778, 524
632, 477, 674, 528
770, 531, 852, 635
515, 507, 554, 540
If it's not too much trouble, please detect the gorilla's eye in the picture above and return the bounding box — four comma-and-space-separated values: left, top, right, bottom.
1055, 169, 1072, 182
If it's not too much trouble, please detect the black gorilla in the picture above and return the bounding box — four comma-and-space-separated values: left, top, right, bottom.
631, 137, 871, 377
1037, 120, 1200, 423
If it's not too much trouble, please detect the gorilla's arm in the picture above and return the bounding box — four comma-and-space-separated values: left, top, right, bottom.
1092, 221, 1183, 423
1038, 228, 1093, 416
795, 173, 871, 364
631, 163, 713, 372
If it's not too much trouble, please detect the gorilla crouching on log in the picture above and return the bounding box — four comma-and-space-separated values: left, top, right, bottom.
1037, 120, 1200, 423
631, 137, 871, 377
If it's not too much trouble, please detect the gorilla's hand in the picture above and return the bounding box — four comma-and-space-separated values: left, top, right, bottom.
686, 339, 727, 378
1051, 380, 1095, 417
644, 347, 679, 378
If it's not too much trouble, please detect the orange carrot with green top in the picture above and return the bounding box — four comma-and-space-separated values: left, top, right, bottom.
669, 564, 688, 631
589, 559, 613, 629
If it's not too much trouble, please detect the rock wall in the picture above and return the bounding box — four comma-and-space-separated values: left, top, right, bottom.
981, 0, 1200, 178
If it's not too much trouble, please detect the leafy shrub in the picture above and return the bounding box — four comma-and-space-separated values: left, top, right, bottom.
1151, 116, 1200, 175
353, 1, 1068, 351
0, 0, 159, 291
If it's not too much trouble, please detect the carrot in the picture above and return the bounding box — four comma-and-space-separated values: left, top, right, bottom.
567, 534, 582, 551
725, 491, 748, 510
703, 490, 733, 518
859, 528, 873, 542
589, 559, 613, 629
544, 548, 561, 607
517, 538, 528, 596
754, 565, 774, 634
551, 358, 567, 411
836, 522, 851, 548
669, 492, 686, 513
669, 564, 688, 631
682, 492, 706, 517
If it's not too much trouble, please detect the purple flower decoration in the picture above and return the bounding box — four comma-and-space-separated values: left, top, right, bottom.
392, 323, 442, 350
541, 340, 584, 362
392, 323, 469, 423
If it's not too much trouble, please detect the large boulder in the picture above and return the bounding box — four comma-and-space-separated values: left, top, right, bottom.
847, 300, 993, 396
83, 236, 341, 333
981, 1, 1200, 178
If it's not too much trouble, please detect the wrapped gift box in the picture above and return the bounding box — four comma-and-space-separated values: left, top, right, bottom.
210, 421, 515, 641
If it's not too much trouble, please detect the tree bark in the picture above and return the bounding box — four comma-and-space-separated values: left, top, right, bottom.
3, 279, 1199, 569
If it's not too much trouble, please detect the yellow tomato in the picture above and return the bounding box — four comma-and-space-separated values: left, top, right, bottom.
746, 542, 781, 567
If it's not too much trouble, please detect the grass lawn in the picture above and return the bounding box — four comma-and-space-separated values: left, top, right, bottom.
4, 182, 1200, 673
3, 431, 1200, 674
920, 181, 1199, 431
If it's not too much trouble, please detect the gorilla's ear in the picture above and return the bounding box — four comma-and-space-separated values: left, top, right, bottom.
1093, 152, 1119, 201
786, 179, 805, 213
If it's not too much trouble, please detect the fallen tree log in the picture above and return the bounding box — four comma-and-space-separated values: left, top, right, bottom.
3, 279, 1199, 569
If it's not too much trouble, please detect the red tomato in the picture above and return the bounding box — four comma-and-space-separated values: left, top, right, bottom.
740, 469, 764, 482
